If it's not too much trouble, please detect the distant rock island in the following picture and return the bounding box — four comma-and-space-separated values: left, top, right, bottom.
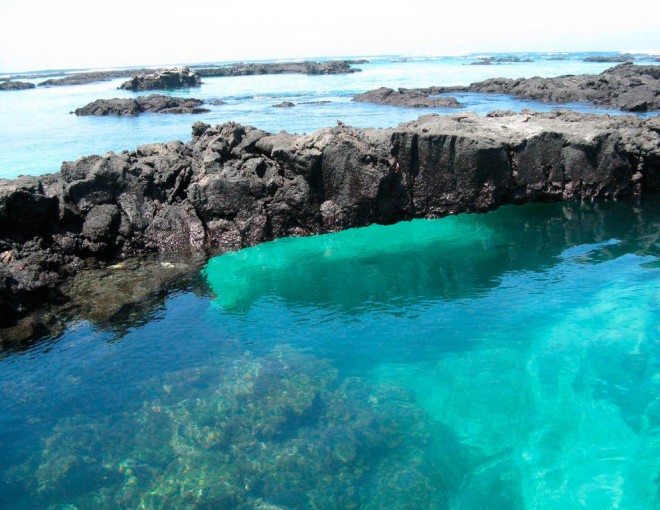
195, 60, 367, 77
0, 80, 35, 91
32, 60, 367, 87
470, 56, 534, 65
119, 67, 202, 91
75, 94, 210, 116
355, 64, 660, 112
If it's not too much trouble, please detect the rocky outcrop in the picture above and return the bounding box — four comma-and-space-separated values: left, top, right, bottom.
196, 60, 365, 77
434, 63, 660, 112
273, 101, 295, 108
353, 87, 462, 108
470, 56, 534, 65
1, 111, 659, 331
119, 67, 201, 91
583, 55, 633, 63
0, 80, 35, 91
74, 95, 209, 116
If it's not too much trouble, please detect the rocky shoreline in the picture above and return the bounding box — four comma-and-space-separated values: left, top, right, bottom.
27, 60, 366, 88
74, 94, 210, 116
1, 110, 659, 339
354, 64, 660, 112
353, 87, 462, 108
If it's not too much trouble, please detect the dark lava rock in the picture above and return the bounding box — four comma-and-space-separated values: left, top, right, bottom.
196, 60, 363, 77
353, 87, 462, 108
210, 99, 226, 105
75, 94, 208, 116
0, 80, 36, 91
273, 101, 295, 108
38, 68, 156, 87
583, 55, 634, 63
470, 56, 534, 65
119, 67, 201, 91
434, 63, 660, 112
1, 111, 659, 334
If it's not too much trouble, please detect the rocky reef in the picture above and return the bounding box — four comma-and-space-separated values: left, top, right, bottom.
352, 87, 462, 108
0, 80, 36, 91
355, 63, 660, 112
119, 67, 201, 91
196, 59, 366, 77
4, 346, 456, 509
1, 110, 659, 334
74, 95, 209, 116
470, 56, 534, 65
436, 63, 660, 112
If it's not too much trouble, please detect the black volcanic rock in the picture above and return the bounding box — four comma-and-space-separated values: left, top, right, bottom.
583, 55, 634, 63
433, 63, 660, 112
1, 111, 659, 332
273, 101, 295, 107
470, 56, 534, 65
196, 60, 363, 77
119, 67, 201, 91
0, 80, 35, 91
74, 95, 209, 116
353, 87, 462, 108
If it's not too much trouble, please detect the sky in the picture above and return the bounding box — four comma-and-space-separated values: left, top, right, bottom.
0, 0, 658, 72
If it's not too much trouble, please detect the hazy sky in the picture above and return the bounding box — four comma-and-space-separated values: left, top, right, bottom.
1, 0, 658, 72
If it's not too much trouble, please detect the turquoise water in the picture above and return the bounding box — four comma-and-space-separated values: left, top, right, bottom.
1, 52, 658, 178
1, 199, 659, 509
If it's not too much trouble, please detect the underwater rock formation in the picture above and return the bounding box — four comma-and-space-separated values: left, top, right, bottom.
74, 95, 209, 116
6, 347, 455, 509
1, 110, 659, 331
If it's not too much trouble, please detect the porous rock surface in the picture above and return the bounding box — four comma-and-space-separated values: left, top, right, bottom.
119, 67, 201, 91
74, 94, 209, 116
1, 110, 659, 329
353, 87, 462, 108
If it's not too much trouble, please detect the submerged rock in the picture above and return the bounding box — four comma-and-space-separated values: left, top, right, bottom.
1, 111, 660, 334
272, 101, 295, 108
8, 347, 455, 509
119, 67, 201, 91
74, 94, 209, 116
0, 80, 35, 91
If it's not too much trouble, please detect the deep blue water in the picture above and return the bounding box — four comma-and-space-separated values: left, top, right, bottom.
0, 53, 659, 509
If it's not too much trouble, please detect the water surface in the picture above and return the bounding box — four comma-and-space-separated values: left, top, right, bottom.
1, 199, 658, 509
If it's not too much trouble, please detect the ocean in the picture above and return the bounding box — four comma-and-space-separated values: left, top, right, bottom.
0, 53, 659, 509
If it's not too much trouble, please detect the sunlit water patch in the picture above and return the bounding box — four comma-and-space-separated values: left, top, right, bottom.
1, 199, 659, 509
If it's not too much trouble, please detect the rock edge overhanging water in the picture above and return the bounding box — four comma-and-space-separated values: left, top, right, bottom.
1, 110, 659, 334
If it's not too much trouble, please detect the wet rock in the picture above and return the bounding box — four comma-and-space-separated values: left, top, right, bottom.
119, 67, 201, 91
470, 56, 534, 65
74, 95, 208, 116
273, 101, 295, 107
0, 80, 35, 91
353, 87, 462, 108
583, 55, 634, 62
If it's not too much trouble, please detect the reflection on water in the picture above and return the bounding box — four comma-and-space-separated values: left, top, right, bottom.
0, 199, 659, 509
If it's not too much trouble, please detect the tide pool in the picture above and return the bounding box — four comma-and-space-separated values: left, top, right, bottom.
1, 199, 658, 509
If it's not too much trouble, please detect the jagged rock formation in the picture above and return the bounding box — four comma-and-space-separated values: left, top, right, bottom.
1, 111, 659, 329
356, 64, 660, 112
353, 87, 462, 108
119, 67, 201, 91
437, 63, 660, 112
0, 80, 35, 91
74, 95, 209, 116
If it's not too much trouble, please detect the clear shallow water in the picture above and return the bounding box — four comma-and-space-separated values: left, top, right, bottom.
1, 52, 658, 178
1, 199, 659, 509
